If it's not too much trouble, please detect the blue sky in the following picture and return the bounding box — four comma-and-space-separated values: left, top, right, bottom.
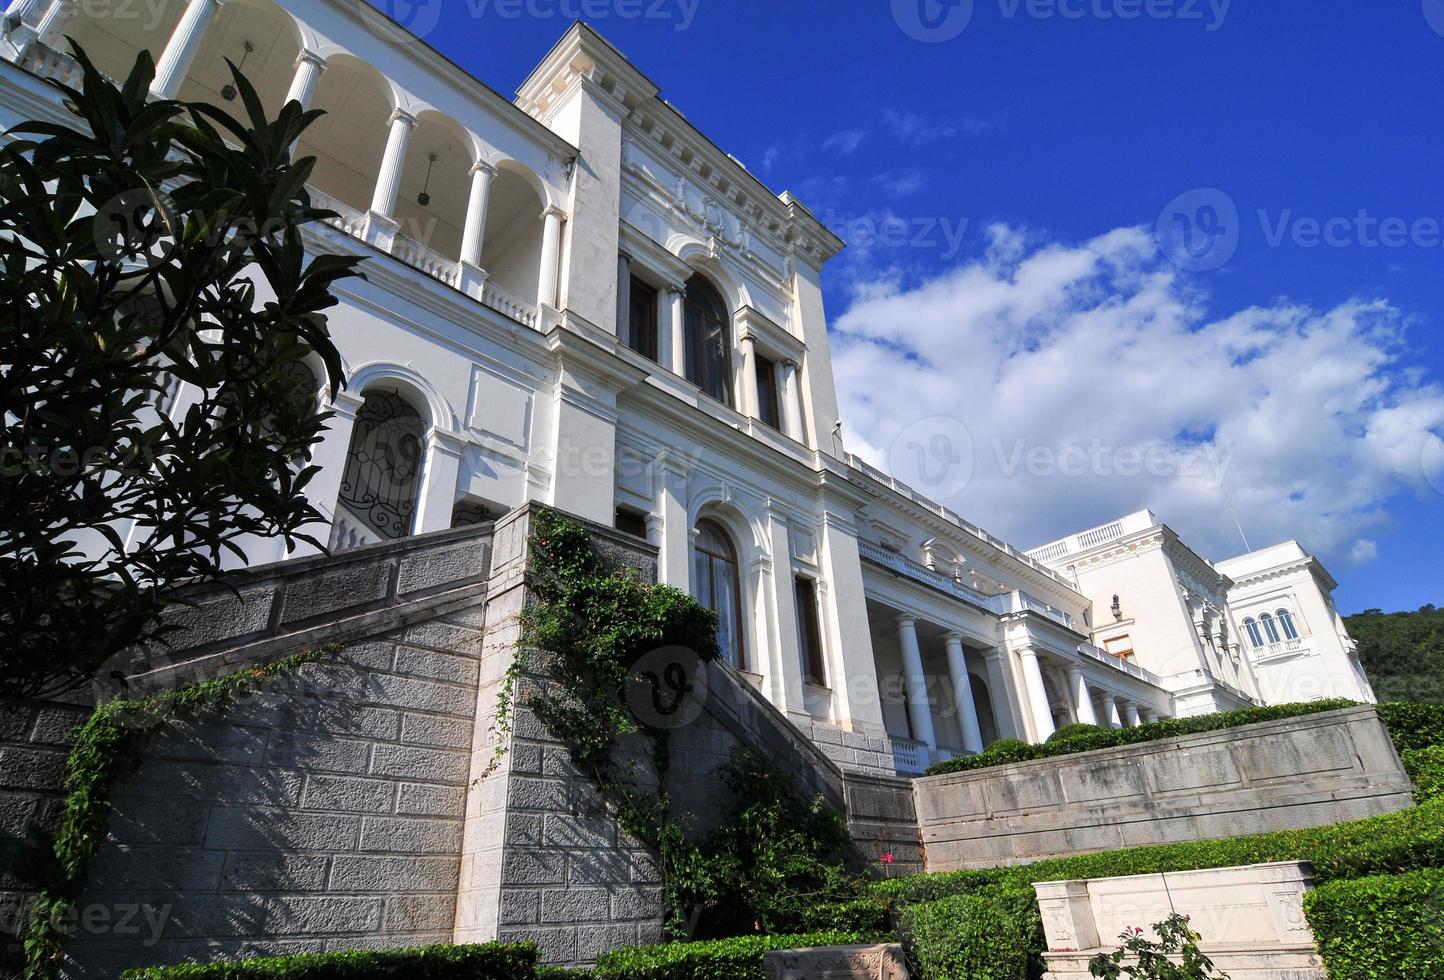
379, 0, 1444, 614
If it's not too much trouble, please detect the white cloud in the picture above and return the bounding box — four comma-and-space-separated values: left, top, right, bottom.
832, 224, 1444, 569
822, 128, 868, 155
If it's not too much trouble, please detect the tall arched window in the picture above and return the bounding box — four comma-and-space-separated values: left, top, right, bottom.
1277, 609, 1299, 640
336, 389, 427, 544
1243, 618, 1264, 648
1260, 612, 1281, 644
683, 275, 733, 406
694, 519, 744, 668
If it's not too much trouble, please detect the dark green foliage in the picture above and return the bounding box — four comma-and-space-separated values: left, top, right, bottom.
791, 897, 893, 934
899, 887, 1041, 980
591, 931, 875, 980
0, 48, 362, 700
924, 701, 1359, 776
678, 752, 858, 939
1304, 869, 1444, 979
1045, 723, 1104, 743
1376, 701, 1444, 754
25, 646, 339, 980
1346, 606, 1444, 704
119, 941, 540, 979
1403, 745, 1444, 803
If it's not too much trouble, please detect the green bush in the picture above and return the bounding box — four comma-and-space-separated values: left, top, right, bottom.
925, 700, 1359, 776
591, 931, 875, 980
1378, 702, 1444, 753
120, 942, 539, 979
1304, 868, 1444, 979
900, 886, 1042, 980
1046, 723, 1105, 743
1403, 745, 1444, 803
792, 897, 892, 934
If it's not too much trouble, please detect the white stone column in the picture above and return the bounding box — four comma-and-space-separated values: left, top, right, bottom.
149, 0, 223, 100
284, 49, 326, 109
666, 285, 687, 377
1068, 667, 1099, 726
897, 615, 937, 757
654, 452, 691, 594
1100, 693, 1124, 730
290, 390, 362, 559
984, 649, 1021, 740
458, 161, 495, 299
615, 251, 632, 342
737, 333, 759, 419
1142, 707, 1160, 724
536, 205, 565, 311
369, 109, 416, 220
944, 633, 985, 755
412, 430, 464, 535
1124, 703, 1142, 728
779, 359, 805, 442
23, 0, 65, 51
1018, 648, 1057, 742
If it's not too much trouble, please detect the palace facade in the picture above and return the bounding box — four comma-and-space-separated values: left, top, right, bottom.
1, 0, 1375, 777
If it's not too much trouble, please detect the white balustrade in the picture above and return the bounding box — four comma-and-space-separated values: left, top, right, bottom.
481, 279, 539, 329
392, 233, 460, 288
890, 737, 929, 775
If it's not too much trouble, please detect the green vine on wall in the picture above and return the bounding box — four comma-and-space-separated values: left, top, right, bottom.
22, 644, 341, 980
495, 510, 862, 940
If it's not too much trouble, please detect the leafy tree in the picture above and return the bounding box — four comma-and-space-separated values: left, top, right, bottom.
0, 47, 362, 699
1346, 605, 1444, 703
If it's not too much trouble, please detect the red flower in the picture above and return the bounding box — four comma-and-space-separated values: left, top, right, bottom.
880, 852, 896, 864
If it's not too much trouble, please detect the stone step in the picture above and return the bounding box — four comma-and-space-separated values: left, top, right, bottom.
763, 943, 909, 979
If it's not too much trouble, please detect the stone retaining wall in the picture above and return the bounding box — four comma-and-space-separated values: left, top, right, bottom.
915, 706, 1414, 870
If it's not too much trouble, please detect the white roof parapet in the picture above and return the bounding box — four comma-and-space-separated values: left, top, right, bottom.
1025, 509, 1161, 565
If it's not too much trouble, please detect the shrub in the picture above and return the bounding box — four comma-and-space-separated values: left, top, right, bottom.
1046, 723, 1105, 743
120, 942, 539, 979
899, 886, 1041, 980
591, 931, 875, 980
1403, 745, 1444, 803
792, 897, 892, 934
1089, 914, 1228, 980
924, 700, 1360, 776
1377, 702, 1444, 754
1304, 868, 1444, 979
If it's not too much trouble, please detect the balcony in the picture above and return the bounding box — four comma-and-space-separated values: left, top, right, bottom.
859, 540, 1074, 630
1252, 638, 1308, 663
891, 737, 930, 775
16, 39, 549, 333
1078, 641, 1163, 686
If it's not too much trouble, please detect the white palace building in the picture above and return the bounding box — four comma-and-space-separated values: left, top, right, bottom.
0, 0, 1376, 776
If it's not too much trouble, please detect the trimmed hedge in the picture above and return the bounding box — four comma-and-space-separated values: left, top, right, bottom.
120, 942, 539, 979
1403, 745, 1444, 804
899, 886, 1041, 980
1377, 701, 1444, 754
924, 700, 1359, 776
1304, 868, 1444, 978
791, 897, 893, 934
590, 931, 876, 980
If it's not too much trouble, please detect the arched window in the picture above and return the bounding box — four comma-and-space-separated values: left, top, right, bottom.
1260, 612, 1281, 644
694, 519, 744, 668
1277, 609, 1299, 641
336, 389, 426, 545
1243, 618, 1264, 648
683, 275, 733, 406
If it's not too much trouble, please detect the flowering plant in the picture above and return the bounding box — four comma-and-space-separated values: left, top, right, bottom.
1089, 914, 1230, 980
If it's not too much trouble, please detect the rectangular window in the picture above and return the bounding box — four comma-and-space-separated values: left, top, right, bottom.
755, 356, 780, 430
615, 507, 647, 539
627, 277, 659, 361
795, 576, 827, 686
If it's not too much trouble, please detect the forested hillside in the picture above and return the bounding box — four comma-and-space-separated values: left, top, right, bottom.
1345, 605, 1444, 703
